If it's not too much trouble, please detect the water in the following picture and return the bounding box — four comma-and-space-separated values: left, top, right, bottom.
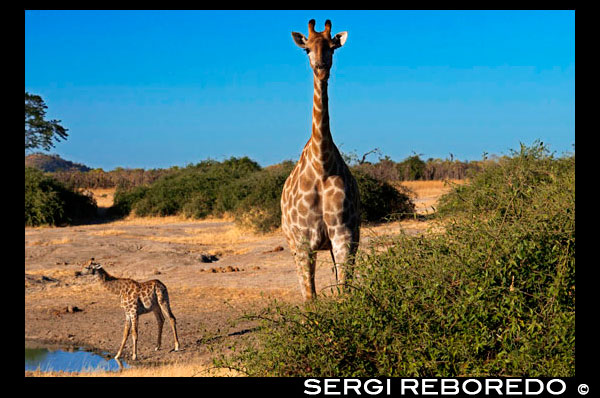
25, 345, 129, 373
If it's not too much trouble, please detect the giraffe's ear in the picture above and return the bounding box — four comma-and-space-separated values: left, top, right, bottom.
332, 31, 348, 49
291, 32, 308, 49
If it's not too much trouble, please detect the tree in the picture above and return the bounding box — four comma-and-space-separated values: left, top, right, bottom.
397, 152, 426, 180
25, 92, 68, 152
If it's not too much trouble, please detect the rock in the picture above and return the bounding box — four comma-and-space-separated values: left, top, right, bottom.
209, 266, 243, 273
200, 254, 219, 263
262, 246, 284, 254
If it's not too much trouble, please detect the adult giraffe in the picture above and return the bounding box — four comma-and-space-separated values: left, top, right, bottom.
281, 19, 360, 301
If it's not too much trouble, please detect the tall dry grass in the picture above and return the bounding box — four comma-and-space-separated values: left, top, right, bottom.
395, 179, 467, 214
398, 179, 466, 196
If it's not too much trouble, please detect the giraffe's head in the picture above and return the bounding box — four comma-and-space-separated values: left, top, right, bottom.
81, 257, 103, 276
292, 19, 348, 81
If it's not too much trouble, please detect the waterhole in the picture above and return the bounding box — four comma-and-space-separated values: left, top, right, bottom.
25, 345, 129, 373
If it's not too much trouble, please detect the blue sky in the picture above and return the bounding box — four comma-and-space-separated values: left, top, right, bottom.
25, 10, 575, 170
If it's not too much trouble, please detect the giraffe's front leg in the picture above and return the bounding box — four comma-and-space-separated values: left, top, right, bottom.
115, 316, 131, 360
130, 315, 139, 360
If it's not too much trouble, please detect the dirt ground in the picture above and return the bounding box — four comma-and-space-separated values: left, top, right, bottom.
24, 181, 455, 369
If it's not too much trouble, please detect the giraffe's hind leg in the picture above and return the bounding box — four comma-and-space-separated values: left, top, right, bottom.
157, 287, 180, 352
153, 307, 164, 351
331, 236, 359, 291
130, 315, 139, 360
294, 248, 317, 301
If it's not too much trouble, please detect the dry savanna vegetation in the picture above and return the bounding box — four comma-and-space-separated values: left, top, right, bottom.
25, 143, 574, 377
25, 182, 444, 377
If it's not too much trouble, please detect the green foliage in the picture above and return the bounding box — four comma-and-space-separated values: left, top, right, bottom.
397, 154, 426, 180
25, 92, 68, 152
110, 156, 415, 231
109, 185, 150, 218
230, 162, 296, 233
111, 158, 295, 233
112, 157, 261, 218
216, 142, 575, 377
352, 169, 415, 222
25, 167, 97, 226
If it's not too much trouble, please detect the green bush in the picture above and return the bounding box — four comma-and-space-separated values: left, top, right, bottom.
231, 162, 295, 233
182, 192, 215, 219
25, 167, 97, 226
352, 169, 415, 222
110, 157, 260, 218
109, 185, 149, 217
110, 156, 414, 232
216, 142, 575, 377
397, 154, 426, 180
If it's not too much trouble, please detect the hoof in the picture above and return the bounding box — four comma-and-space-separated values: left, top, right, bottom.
155, 346, 161, 351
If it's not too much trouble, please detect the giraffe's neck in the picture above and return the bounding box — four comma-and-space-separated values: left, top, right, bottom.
309, 74, 336, 172
95, 268, 125, 295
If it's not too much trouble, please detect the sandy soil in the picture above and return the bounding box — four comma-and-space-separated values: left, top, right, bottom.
25, 182, 453, 369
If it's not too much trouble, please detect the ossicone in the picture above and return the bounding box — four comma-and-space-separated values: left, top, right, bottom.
308, 19, 316, 36
324, 20, 332, 37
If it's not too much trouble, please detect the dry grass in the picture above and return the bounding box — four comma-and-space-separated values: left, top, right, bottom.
141, 224, 263, 254
106, 213, 235, 227
115, 219, 269, 257
362, 219, 446, 244
85, 188, 116, 208
184, 224, 268, 243
25, 267, 76, 279
394, 179, 467, 214
146, 232, 239, 246
88, 229, 126, 236
27, 237, 72, 246
25, 360, 244, 377
398, 179, 466, 197
178, 285, 294, 304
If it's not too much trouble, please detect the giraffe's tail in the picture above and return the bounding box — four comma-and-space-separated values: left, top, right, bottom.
329, 248, 338, 285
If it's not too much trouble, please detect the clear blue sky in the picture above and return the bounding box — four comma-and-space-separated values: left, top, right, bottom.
25, 10, 575, 170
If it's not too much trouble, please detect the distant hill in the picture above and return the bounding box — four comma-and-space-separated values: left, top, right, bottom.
25, 153, 92, 172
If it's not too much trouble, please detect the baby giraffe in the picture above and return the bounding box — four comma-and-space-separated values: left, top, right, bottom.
80, 258, 180, 360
